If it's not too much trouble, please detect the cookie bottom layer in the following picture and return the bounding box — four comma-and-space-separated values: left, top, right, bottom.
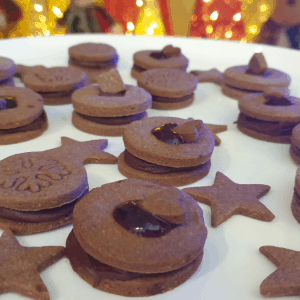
291, 194, 300, 225
118, 152, 211, 186
72, 111, 148, 136
152, 95, 194, 110
221, 83, 259, 101
67, 229, 203, 297
237, 124, 291, 144
0, 112, 48, 145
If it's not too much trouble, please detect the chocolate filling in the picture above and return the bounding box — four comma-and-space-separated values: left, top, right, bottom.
152, 93, 193, 104
245, 68, 271, 77
0, 188, 88, 223
77, 111, 147, 126
0, 111, 47, 136
69, 57, 118, 69
294, 189, 300, 206
291, 143, 300, 157
113, 200, 179, 238
124, 149, 210, 174
149, 52, 170, 60
133, 64, 147, 72
151, 123, 183, 145
235, 113, 299, 136
225, 83, 261, 94
264, 97, 294, 106
0, 97, 17, 109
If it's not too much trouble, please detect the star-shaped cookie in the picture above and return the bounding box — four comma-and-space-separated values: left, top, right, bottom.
182, 172, 274, 227
260, 246, 300, 297
205, 124, 227, 146
0, 230, 65, 300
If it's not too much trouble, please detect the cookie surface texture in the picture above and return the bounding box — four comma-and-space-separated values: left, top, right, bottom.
69, 179, 207, 296
183, 171, 274, 227
0, 230, 64, 300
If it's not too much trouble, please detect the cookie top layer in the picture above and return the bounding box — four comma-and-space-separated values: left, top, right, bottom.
0, 57, 16, 81
123, 117, 214, 167
224, 66, 291, 91
239, 93, 300, 122
69, 43, 118, 62
73, 179, 207, 273
138, 69, 198, 98
22, 67, 87, 92
0, 87, 44, 129
133, 50, 188, 70
72, 84, 152, 117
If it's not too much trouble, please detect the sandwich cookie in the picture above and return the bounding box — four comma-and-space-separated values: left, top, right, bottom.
72, 69, 152, 136
0, 57, 16, 87
67, 179, 207, 297
0, 137, 117, 235
118, 117, 215, 186
68, 42, 118, 83
0, 86, 48, 145
138, 68, 198, 110
131, 45, 189, 80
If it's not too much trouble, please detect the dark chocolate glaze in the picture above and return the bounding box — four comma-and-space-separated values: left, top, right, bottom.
265, 97, 294, 106
69, 56, 118, 69
78, 111, 147, 126
235, 113, 299, 136
0, 188, 88, 223
150, 52, 170, 60
151, 123, 183, 145
152, 93, 193, 104
124, 149, 210, 174
66, 230, 141, 287
0, 111, 47, 135
113, 200, 179, 237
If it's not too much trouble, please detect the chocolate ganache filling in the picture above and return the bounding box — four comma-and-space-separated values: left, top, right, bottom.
149, 51, 170, 60
151, 123, 183, 145
152, 93, 193, 104
124, 150, 210, 174
0, 111, 47, 136
0, 188, 88, 223
113, 200, 179, 238
69, 56, 118, 69
78, 111, 147, 126
235, 113, 299, 136
264, 97, 294, 106
0, 97, 17, 109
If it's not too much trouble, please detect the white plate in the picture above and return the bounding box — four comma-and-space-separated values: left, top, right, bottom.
0, 34, 299, 300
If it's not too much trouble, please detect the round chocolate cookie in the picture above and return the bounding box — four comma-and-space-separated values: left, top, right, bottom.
0, 137, 117, 235
0, 87, 48, 145
0, 57, 16, 87
131, 45, 189, 80
236, 89, 300, 143
118, 117, 215, 186
72, 84, 152, 136
292, 167, 300, 225
68, 43, 118, 83
68, 179, 207, 296
22, 66, 87, 105
138, 69, 197, 110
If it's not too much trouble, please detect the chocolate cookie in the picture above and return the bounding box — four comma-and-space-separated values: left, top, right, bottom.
138, 69, 198, 110
0, 86, 48, 145
21, 66, 87, 105
118, 117, 215, 186
0, 137, 117, 235
0, 57, 16, 87
190, 53, 291, 101
67, 179, 207, 297
68, 42, 118, 83
131, 45, 189, 80
72, 70, 152, 136
291, 166, 300, 224
235, 88, 300, 143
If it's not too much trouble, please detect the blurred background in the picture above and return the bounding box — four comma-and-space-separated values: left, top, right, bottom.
0, 0, 299, 48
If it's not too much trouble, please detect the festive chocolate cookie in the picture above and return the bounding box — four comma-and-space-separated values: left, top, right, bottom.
20, 66, 87, 105
0, 137, 117, 235
0, 230, 65, 299
183, 171, 274, 227
138, 69, 198, 110
0, 57, 16, 87
72, 70, 152, 136
0, 86, 48, 145
190, 53, 291, 101
131, 45, 189, 80
259, 246, 300, 297
67, 179, 207, 297
291, 166, 300, 224
235, 87, 300, 143
118, 117, 215, 186
68, 42, 118, 83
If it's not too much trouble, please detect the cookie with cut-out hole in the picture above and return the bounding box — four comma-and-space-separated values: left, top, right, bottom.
0, 137, 117, 235
0, 57, 16, 88
67, 179, 207, 297
0, 86, 48, 145
21, 66, 87, 105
